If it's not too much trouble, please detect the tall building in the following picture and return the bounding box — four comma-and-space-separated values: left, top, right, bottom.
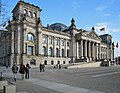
0, 1, 114, 66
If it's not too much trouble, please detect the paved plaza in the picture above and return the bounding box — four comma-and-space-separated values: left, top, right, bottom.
0, 64, 120, 93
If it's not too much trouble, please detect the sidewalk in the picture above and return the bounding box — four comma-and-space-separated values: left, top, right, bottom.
0, 66, 106, 93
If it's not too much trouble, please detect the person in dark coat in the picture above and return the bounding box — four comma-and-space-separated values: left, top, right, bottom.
25, 63, 30, 79
19, 63, 25, 80
39, 63, 42, 72
42, 64, 45, 72
12, 63, 18, 82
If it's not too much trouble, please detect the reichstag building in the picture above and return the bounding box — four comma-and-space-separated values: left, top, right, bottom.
0, 1, 114, 66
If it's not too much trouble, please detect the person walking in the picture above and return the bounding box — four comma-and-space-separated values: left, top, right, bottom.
25, 63, 30, 79
39, 63, 42, 72
42, 64, 45, 72
19, 63, 25, 80
12, 63, 18, 82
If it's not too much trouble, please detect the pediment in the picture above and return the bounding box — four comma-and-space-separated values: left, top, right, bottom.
87, 31, 101, 41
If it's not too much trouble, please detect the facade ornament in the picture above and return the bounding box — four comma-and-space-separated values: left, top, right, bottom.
91, 27, 95, 31
36, 17, 42, 26
69, 18, 76, 29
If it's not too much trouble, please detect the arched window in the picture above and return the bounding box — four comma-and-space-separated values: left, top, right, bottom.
42, 46, 46, 56
27, 46, 33, 55
33, 11, 37, 17
49, 47, 53, 57
62, 49, 64, 57
51, 61, 54, 65
63, 61, 65, 64
23, 9, 27, 14
27, 33, 34, 40
56, 48, 59, 57
29, 11, 32, 17
67, 49, 69, 57
30, 59, 36, 65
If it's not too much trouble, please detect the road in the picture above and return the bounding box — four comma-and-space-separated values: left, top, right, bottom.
1, 65, 120, 93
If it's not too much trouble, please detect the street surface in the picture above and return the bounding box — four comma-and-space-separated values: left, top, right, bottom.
0, 65, 120, 93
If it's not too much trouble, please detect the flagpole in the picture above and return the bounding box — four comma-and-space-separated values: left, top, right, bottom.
117, 48, 118, 65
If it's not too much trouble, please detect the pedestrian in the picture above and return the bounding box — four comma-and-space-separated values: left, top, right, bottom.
25, 63, 30, 79
19, 63, 25, 80
42, 64, 45, 72
12, 63, 18, 82
39, 63, 42, 72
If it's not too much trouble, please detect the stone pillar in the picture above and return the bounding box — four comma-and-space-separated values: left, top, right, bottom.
76, 42, 79, 59
96, 43, 99, 60
101, 47, 103, 59
88, 41, 91, 60
92, 42, 94, 60
84, 40, 87, 58
80, 40, 83, 59
53, 37, 56, 57
65, 39, 67, 58
59, 38, 62, 57
11, 31, 15, 54
46, 36, 49, 56
98, 43, 100, 60
102, 47, 105, 59
100, 46, 102, 59
23, 28, 27, 54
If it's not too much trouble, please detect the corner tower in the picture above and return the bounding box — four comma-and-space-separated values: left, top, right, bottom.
6, 1, 43, 66
12, 0, 42, 24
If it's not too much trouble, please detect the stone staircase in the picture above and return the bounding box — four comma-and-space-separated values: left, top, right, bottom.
68, 61, 101, 68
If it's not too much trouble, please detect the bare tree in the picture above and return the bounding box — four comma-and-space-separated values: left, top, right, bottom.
0, 0, 9, 28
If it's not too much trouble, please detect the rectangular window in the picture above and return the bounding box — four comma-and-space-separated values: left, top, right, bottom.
67, 42, 69, 46
49, 37, 53, 45
27, 46, 33, 55
62, 40, 65, 46
56, 38, 59, 46
43, 37, 47, 44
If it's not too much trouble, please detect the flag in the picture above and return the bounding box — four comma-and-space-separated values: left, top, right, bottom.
100, 27, 105, 31
2, 22, 6, 27
116, 42, 118, 48
112, 42, 115, 47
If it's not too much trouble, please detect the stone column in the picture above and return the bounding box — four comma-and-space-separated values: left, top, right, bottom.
46, 35, 49, 56
65, 39, 67, 58
38, 28, 42, 55
98, 43, 100, 60
59, 38, 62, 57
11, 31, 15, 54
53, 37, 56, 57
76, 42, 79, 59
23, 28, 27, 54
84, 40, 87, 58
92, 42, 94, 60
88, 41, 91, 60
101, 47, 103, 59
80, 40, 83, 59
102, 47, 105, 59
96, 43, 99, 60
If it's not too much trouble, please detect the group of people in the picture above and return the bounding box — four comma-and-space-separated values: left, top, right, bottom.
12, 63, 30, 82
39, 63, 45, 72
54, 64, 61, 69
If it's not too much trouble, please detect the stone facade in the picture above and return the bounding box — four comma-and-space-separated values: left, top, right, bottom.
0, 1, 114, 66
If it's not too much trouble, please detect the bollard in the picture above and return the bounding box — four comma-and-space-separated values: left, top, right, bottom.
0, 81, 8, 90
4, 85, 16, 93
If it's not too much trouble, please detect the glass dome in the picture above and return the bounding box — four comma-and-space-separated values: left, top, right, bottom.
48, 23, 68, 31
